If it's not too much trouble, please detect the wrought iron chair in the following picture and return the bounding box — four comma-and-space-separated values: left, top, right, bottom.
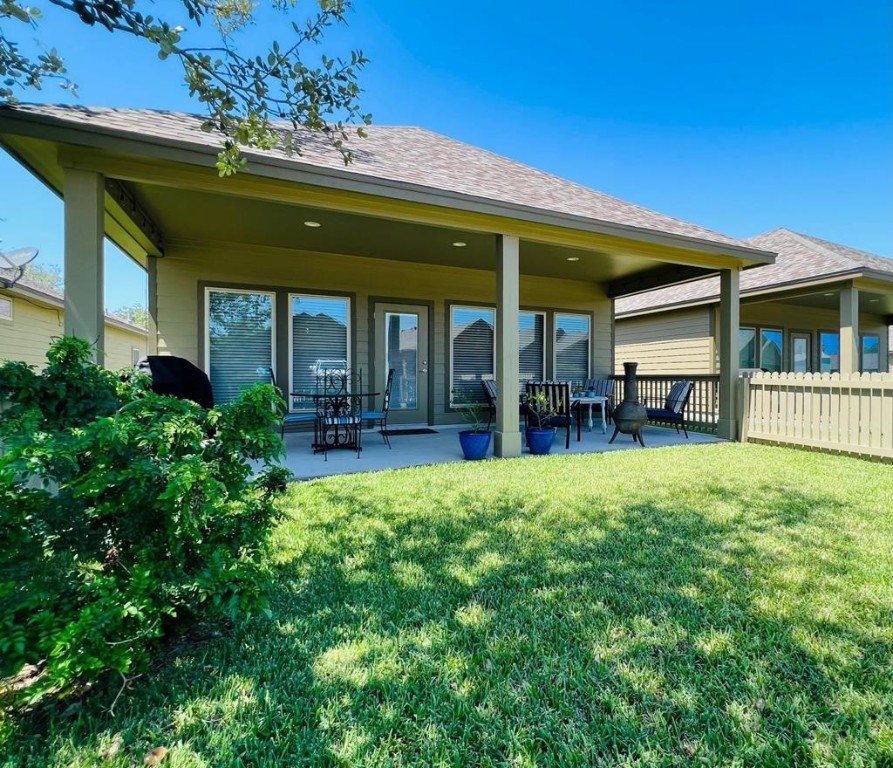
361, 368, 395, 448
525, 380, 580, 449
317, 368, 364, 460
481, 378, 529, 431
263, 367, 317, 437
645, 380, 694, 438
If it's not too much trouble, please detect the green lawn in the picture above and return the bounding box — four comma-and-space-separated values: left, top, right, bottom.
3, 444, 893, 767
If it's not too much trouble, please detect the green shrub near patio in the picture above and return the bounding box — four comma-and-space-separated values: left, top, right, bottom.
1, 443, 892, 766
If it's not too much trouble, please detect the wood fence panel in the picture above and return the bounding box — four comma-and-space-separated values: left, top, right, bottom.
743, 372, 893, 461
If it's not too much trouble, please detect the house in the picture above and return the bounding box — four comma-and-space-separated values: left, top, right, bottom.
0, 104, 778, 452
0, 268, 147, 370
615, 229, 893, 375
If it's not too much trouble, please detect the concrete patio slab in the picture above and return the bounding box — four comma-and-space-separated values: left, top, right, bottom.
281, 423, 723, 480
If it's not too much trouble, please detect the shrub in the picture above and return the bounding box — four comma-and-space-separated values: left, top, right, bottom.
0, 337, 290, 702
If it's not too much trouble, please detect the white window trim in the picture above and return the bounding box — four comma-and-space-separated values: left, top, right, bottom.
204, 285, 277, 385
860, 333, 881, 373
520, 309, 547, 383
552, 312, 591, 381
288, 292, 352, 413
450, 304, 496, 408
758, 327, 784, 371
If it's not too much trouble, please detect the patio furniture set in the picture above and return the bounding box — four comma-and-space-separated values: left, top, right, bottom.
481, 377, 694, 449
269, 367, 395, 460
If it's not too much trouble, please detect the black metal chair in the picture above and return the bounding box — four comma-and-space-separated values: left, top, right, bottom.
361, 368, 395, 448
318, 369, 364, 460
645, 380, 694, 437
525, 381, 581, 449
263, 367, 317, 437
481, 378, 529, 431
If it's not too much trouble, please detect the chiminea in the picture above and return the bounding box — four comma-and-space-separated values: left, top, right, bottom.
609, 362, 647, 446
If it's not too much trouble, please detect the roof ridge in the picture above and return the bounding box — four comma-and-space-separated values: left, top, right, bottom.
780, 229, 865, 270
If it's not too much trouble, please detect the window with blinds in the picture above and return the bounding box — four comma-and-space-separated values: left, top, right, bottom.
451, 305, 494, 405
291, 294, 350, 411
206, 288, 274, 404
554, 313, 590, 383
519, 311, 545, 385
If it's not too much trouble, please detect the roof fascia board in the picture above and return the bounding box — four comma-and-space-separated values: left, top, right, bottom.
0, 110, 777, 267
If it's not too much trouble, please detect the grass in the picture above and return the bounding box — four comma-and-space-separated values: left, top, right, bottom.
2, 443, 893, 767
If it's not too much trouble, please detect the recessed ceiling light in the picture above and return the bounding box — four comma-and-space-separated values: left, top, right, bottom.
869, 298, 879, 303
303, 220, 321, 228
823, 292, 833, 296
567, 257, 580, 262
452, 241, 467, 247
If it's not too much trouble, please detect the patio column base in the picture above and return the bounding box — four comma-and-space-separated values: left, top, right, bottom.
494, 430, 522, 458
717, 417, 738, 441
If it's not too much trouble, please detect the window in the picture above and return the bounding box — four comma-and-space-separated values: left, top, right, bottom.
519, 311, 545, 385
451, 305, 494, 405
791, 333, 811, 373
131, 347, 142, 366
739, 328, 756, 368
206, 288, 275, 404
554, 313, 590, 383
759, 329, 783, 372
819, 331, 839, 373
290, 294, 350, 411
861, 335, 881, 373
0, 296, 12, 321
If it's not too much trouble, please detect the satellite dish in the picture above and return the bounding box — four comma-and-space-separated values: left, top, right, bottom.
0, 246, 40, 288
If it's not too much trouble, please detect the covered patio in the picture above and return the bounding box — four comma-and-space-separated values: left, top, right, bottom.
281, 423, 723, 480
0, 105, 777, 452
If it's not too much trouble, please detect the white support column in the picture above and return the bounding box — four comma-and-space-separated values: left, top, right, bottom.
63, 168, 105, 361
494, 234, 522, 458
717, 267, 740, 440
839, 285, 859, 374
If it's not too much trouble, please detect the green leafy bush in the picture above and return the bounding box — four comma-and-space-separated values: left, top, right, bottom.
0, 337, 290, 702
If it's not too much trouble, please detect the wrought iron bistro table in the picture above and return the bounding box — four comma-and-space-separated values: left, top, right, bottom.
291, 390, 379, 457
572, 395, 608, 434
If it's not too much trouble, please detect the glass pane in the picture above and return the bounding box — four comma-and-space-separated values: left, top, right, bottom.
819, 332, 839, 373
861, 335, 880, 373
519, 311, 545, 385
208, 290, 273, 404
555, 313, 590, 383
792, 336, 810, 373
760, 329, 783, 372
738, 328, 756, 368
386, 312, 418, 409
291, 295, 349, 410
451, 306, 494, 405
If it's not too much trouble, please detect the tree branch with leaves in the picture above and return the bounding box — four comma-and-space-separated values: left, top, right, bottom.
0, 0, 371, 174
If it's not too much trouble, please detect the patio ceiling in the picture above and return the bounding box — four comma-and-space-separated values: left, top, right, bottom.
129, 180, 676, 285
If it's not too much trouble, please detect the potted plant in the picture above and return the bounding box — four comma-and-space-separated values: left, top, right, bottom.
452, 388, 492, 460
525, 389, 560, 455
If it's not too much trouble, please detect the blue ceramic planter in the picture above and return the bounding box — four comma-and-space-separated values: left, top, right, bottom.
525, 427, 555, 455
459, 430, 492, 460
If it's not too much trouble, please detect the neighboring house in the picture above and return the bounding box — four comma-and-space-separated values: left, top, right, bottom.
615, 229, 893, 375
0, 269, 147, 370
0, 104, 778, 450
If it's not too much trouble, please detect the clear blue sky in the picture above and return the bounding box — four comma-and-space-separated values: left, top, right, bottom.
1, 0, 891, 309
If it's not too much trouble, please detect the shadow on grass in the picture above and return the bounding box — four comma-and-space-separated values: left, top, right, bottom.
3, 461, 893, 766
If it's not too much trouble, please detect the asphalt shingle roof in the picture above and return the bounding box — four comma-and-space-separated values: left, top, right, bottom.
3, 104, 752, 250
615, 228, 893, 315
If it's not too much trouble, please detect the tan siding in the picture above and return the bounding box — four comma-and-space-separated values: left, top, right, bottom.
0, 291, 147, 371
155, 243, 612, 421
104, 325, 148, 370
615, 308, 713, 374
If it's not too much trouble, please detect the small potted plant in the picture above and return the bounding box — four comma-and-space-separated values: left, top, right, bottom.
452, 388, 492, 460
525, 389, 560, 455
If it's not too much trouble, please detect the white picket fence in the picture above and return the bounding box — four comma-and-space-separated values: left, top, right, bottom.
741, 372, 893, 460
